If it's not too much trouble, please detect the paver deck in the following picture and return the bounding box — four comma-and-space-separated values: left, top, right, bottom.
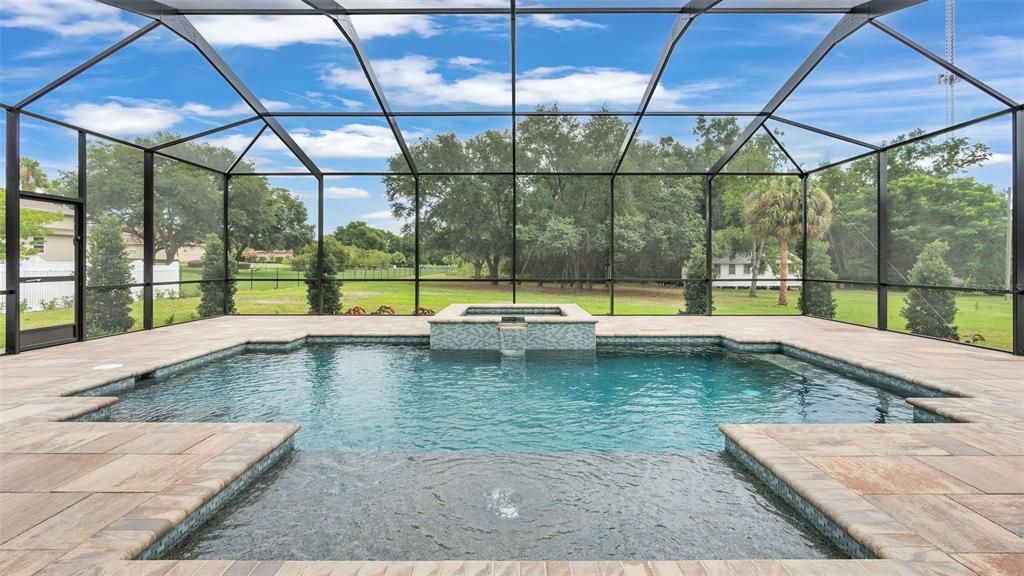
1, 316, 1022, 576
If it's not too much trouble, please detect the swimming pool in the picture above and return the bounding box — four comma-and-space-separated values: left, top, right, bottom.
108, 343, 914, 560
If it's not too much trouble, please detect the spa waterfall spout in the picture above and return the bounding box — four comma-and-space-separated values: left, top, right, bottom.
498, 321, 527, 356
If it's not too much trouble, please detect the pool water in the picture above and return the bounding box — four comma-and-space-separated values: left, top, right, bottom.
110, 344, 911, 453
108, 344, 912, 560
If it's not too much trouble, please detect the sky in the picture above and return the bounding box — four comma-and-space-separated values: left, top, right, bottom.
0, 0, 1020, 234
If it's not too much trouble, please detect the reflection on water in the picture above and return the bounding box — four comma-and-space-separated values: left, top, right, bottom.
170, 450, 840, 561
110, 344, 912, 452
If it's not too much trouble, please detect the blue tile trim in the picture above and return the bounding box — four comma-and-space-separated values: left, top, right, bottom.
76, 377, 136, 397
913, 406, 958, 423
68, 405, 113, 422
725, 437, 874, 560
597, 336, 944, 399
137, 437, 295, 560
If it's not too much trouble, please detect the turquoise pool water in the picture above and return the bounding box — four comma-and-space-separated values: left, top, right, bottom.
110, 344, 911, 453
108, 344, 912, 560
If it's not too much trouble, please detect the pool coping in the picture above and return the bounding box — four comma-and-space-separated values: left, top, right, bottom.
1, 315, 1021, 576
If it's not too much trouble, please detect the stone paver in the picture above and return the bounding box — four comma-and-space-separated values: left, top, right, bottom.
1, 315, 1022, 575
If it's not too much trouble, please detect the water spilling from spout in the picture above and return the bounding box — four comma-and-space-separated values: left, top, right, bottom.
498, 322, 527, 357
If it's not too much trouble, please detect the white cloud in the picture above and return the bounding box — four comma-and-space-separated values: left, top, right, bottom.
324, 56, 705, 109
350, 15, 439, 39
448, 56, 487, 70
322, 55, 511, 108
212, 123, 410, 161
325, 186, 372, 199
61, 102, 181, 136
360, 210, 394, 220
180, 100, 290, 117
191, 14, 437, 49
291, 124, 407, 159
191, 15, 342, 48
180, 102, 252, 118
0, 0, 138, 38
527, 14, 606, 31
983, 152, 1013, 167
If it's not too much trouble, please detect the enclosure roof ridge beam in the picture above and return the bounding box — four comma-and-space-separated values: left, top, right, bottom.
768, 114, 880, 150
151, 14, 323, 178
150, 115, 262, 151
105, 3, 928, 16
151, 148, 232, 175
304, 2, 419, 177
16, 108, 147, 152
708, 14, 871, 176
761, 124, 804, 176
227, 124, 268, 175
848, 0, 929, 17
14, 20, 161, 110
870, 20, 1018, 109
707, 0, 923, 176
611, 0, 722, 178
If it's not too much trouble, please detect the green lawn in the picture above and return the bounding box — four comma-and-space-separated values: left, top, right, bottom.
5, 282, 1013, 352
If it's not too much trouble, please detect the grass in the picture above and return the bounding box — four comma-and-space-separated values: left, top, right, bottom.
6, 281, 1013, 352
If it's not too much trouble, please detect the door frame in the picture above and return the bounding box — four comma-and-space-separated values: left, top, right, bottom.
17, 191, 85, 351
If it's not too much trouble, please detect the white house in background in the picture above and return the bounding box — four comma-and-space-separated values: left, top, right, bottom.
712, 253, 801, 290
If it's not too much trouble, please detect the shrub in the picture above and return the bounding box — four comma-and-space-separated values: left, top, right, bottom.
344, 306, 366, 315
798, 241, 837, 319
198, 234, 237, 317
901, 240, 958, 340
417, 308, 436, 316
86, 215, 134, 337
306, 238, 345, 314
372, 305, 396, 315
682, 241, 711, 315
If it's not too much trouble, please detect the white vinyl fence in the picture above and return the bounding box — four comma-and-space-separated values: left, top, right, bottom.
1, 257, 180, 312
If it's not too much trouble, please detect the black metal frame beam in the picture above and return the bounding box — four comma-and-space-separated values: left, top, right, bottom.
1014, 108, 1024, 355
611, 0, 721, 177
76, 131, 87, 341
5, 110, 20, 354
769, 115, 880, 151
871, 20, 1018, 109
151, 12, 322, 177
97, 1, 923, 16
143, 151, 155, 330
708, 1, 926, 176
876, 149, 888, 331
511, 0, 518, 303
303, 1, 419, 176
763, 124, 804, 175
708, 13, 873, 175
13, 21, 161, 111
151, 116, 261, 151
4, 0, 1019, 357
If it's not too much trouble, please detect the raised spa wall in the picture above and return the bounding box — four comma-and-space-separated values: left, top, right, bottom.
428, 303, 597, 351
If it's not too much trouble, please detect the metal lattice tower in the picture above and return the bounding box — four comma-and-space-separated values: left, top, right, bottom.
938, 0, 960, 126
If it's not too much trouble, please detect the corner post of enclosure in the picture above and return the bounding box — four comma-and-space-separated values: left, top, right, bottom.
609, 176, 615, 315
877, 150, 888, 332
414, 175, 421, 314
317, 175, 325, 315
1013, 108, 1023, 356
5, 109, 20, 354
77, 131, 87, 340
705, 174, 713, 316
223, 174, 230, 316
510, 0, 518, 305
143, 151, 154, 330
800, 174, 809, 316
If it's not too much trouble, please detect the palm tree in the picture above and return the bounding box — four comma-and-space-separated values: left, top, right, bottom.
744, 179, 832, 306
19, 157, 49, 192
